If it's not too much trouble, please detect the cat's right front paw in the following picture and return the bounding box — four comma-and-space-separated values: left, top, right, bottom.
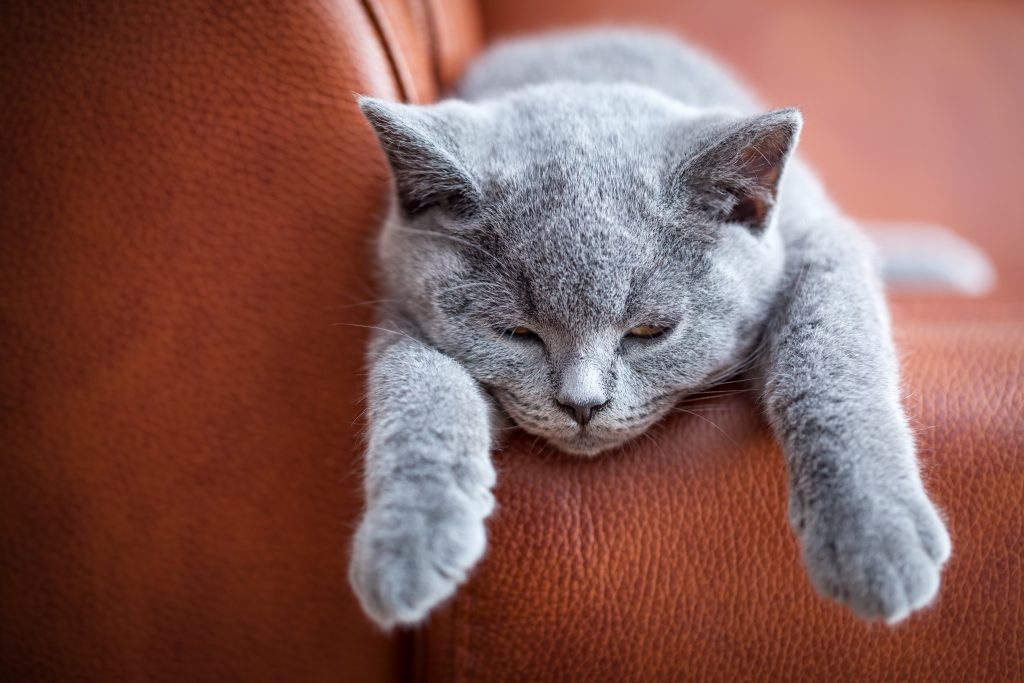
349, 484, 494, 629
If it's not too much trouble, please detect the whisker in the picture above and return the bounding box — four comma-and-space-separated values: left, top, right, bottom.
331, 322, 429, 349
673, 407, 741, 448
325, 298, 399, 311
638, 428, 672, 461
689, 386, 759, 397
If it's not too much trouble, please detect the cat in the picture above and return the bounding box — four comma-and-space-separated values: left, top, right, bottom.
348, 29, 951, 629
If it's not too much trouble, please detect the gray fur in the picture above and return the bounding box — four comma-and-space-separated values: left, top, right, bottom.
349, 29, 950, 628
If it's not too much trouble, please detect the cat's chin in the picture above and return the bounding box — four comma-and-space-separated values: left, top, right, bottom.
540, 430, 636, 457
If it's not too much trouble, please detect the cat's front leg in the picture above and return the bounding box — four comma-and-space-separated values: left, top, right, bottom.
349, 334, 496, 629
779, 407, 952, 623
763, 221, 951, 623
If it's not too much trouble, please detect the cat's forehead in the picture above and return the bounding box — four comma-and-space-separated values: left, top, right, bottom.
473, 88, 714, 218
480, 212, 674, 326
454, 85, 712, 324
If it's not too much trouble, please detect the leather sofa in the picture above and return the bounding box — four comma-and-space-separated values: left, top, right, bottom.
2, 0, 1021, 680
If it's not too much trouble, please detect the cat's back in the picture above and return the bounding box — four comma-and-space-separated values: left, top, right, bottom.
455, 29, 759, 112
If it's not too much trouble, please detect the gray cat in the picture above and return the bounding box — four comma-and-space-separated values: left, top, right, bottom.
348, 29, 951, 629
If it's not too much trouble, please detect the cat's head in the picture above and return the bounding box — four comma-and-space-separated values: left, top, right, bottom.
360, 84, 800, 455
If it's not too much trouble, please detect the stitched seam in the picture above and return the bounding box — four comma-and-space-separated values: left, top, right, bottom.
359, 0, 415, 102
416, 0, 444, 91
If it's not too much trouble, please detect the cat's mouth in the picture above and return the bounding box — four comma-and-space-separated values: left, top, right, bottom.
492, 388, 654, 456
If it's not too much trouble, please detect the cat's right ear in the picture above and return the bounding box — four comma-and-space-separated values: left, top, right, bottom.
358, 97, 482, 218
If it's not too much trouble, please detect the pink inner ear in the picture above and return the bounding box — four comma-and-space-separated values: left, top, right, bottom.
737, 137, 786, 190
726, 133, 790, 225
680, 109, 800, 230
725, 194, 768, 225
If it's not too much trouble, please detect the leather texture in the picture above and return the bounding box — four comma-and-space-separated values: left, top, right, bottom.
416, 301, 1024, 682
0, 0, 406, 680
3, 0, 1022, 680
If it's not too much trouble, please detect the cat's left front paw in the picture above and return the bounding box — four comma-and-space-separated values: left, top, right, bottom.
795, 483, 951, 624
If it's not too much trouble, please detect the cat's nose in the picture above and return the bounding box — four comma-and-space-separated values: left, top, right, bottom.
558, 399, 608, 426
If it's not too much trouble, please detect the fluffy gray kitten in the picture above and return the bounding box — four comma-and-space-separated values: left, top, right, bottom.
349, 29, 951, 629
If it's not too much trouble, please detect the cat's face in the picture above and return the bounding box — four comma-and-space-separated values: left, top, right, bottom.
363, 85, 799, 454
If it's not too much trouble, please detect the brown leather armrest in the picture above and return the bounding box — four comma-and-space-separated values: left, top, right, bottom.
0, 1, 408, 679
415, 300, 1024, 681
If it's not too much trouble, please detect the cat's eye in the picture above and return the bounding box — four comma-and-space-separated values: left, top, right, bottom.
504, 326, 541, 341
626, 324, 669, 340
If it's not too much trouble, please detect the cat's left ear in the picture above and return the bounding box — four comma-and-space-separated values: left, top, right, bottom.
679, 108, 802, 232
